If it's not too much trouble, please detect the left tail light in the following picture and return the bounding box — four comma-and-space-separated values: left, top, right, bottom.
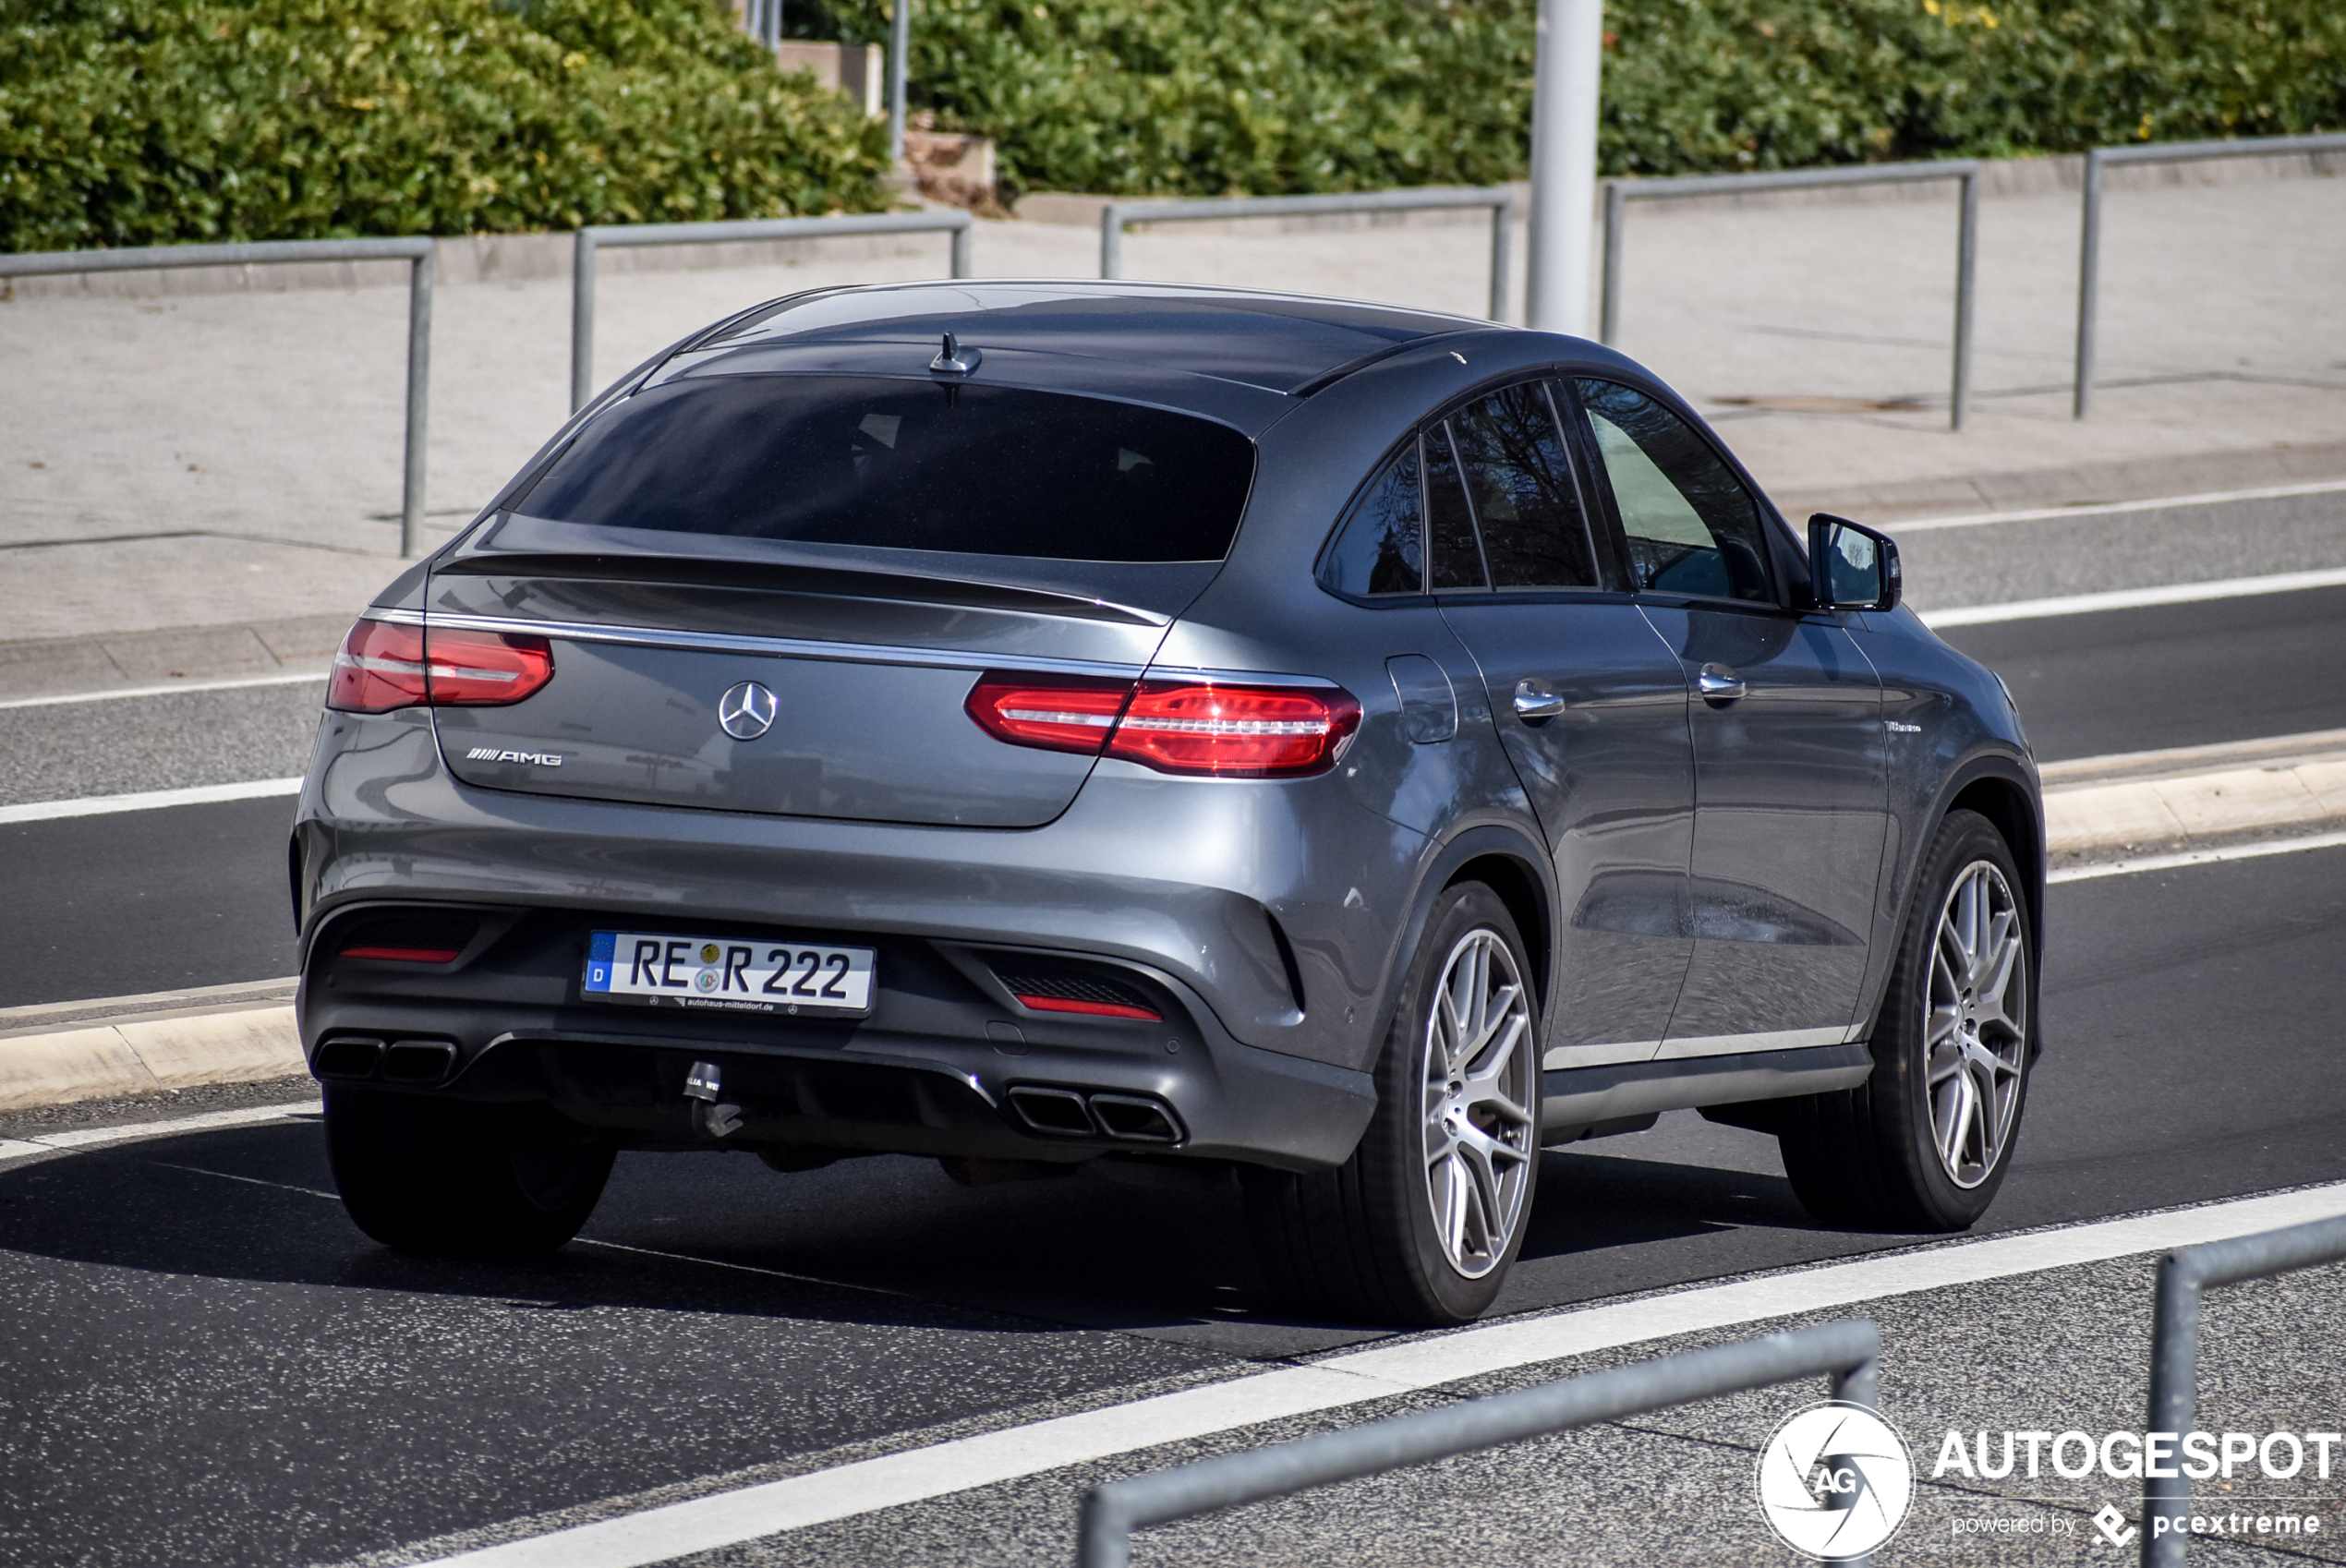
966, 671, 1359, 778
327, 619, 553, 714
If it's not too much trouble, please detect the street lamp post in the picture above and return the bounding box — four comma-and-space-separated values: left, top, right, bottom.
1524, 0, 1603, 334
888, 0, 910, 168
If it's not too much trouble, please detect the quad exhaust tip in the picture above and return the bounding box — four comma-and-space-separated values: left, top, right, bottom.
1006, 1085, 1184, 1144
314, 1035, 459, 1085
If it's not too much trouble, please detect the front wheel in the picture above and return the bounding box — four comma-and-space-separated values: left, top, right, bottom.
1778, 809, 2036, 1231
325, 1086, 614, 1257
1244, 883, 1542, 1325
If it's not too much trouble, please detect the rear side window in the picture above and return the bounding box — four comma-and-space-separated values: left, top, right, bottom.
1448, 382, 1597, 590
1575, 379, 1775, 603
514, 374, 1256, 562
1318, 441, 1424, 595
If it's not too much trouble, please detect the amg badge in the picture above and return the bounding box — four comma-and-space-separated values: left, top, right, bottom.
466, 747, 564, 766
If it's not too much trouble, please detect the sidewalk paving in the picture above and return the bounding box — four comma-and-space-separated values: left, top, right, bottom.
2, 160, 2340, 690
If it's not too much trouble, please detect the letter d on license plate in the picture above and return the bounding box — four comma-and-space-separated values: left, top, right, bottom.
584, 931, 876, 1015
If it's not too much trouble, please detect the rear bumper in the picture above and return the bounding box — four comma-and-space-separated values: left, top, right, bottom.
297, 899, 1375, 1170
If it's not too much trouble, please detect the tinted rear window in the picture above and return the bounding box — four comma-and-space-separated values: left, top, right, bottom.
514, 374, 1256, 562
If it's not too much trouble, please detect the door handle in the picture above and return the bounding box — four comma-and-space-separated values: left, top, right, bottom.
1698, 663, 1747, 706
1513, 678, 1566, 720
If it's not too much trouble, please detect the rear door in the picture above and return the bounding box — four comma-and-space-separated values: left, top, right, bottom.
1424, 380, 1697, 1065
1565, 377, 1888, 1056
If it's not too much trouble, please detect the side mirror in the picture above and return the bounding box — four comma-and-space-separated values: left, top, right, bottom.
1808, 513, 1902, 612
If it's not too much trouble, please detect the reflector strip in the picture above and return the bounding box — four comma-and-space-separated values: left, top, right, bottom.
339, 947, 462, 963
1013, 994, 1163, 1021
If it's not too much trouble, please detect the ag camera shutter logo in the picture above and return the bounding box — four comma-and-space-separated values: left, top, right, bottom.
1756, 1402, 1915, 1561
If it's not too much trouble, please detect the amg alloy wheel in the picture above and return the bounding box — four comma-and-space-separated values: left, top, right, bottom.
1244, 883, 1542, 1325
1778, 809, 2036, 1231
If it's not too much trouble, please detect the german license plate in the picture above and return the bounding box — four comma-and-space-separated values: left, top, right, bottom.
584, 931, 876, 1016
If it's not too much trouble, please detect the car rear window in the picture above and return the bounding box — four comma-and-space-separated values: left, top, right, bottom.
513, 374, 1257, 562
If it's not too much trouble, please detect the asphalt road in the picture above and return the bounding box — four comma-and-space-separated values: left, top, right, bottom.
1, 491, 2343, 1564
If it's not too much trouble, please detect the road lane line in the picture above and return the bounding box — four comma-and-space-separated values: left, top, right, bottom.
1919, 566, 2346, 629
1888, 477, 2346, 532
2050, 829, 2346, 884
0, 1101, 317, 1166
412, 1181, 2346, 1568
0, 671, 326, 710
0, 777, 302, 825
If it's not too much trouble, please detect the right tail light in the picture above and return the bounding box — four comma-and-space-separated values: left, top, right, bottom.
965, 671, 1359, 778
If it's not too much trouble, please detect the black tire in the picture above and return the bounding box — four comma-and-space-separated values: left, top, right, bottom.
1778, 809, 2036, 1231
324, 1085, 614, 1257
1244, 883, 1542, 1326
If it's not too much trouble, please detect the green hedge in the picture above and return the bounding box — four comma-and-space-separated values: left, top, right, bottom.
806, 0, 2346, 199
0, 0, 891, 251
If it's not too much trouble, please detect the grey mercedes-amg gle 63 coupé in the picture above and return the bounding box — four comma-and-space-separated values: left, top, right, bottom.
296, 281, 2042, 1325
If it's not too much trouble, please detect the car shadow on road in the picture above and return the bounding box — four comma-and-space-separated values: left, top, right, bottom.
0, 1118, 1855, 1359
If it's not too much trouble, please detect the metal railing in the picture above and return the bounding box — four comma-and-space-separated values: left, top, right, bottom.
2074, 131, 2346, 421
1097, 187, 1515, 323
1601, 160, 1981, 430
0, 237, 437, 557
569, 211, 976, 412
1076, 1319, 1882, 1568
2141, 1212, 2346, 1564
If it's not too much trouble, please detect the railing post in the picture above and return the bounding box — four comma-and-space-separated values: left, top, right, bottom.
1100, 205, 1124, 280
400, 247, 433, 560
2074, 149, 2104, 421
1487, 198, 1511, 323
570, 229, 598, 416
949, 214, 973, 278
2141, 1251, 2204, 1566
1951, 167, 1977, 432
1598, 179, 1624, 344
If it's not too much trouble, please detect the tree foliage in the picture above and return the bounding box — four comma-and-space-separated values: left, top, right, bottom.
0, 0, 890, 250
804, 0, 2346, 199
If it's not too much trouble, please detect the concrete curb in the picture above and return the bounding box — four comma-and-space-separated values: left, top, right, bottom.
0, 612, 345, 705
0, 989, 305, 1111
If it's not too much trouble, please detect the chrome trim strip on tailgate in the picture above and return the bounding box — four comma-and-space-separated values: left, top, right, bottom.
372, 609, 1339, 688
375, 609, 1149, 680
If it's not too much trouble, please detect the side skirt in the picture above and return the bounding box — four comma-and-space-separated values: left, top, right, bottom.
1540, 1043, 1871, 1146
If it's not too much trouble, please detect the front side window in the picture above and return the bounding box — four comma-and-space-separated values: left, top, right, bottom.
1575, 379, 1775, 604
514, 374, 1257, 562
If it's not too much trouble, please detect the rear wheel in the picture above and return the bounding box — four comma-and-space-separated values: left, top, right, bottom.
324, 1085, 614, 1257
1245, 883, 1542, 1325
1778, 809, 2034, 1231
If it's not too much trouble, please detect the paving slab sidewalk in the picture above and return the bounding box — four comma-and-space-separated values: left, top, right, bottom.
3, 161, 2340, 698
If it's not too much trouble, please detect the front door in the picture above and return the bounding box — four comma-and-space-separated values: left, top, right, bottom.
1427, 379, 1697, 1066
1567, 378, 1888, 1059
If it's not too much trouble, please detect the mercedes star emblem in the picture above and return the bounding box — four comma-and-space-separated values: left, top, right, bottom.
717, 681, 778, 741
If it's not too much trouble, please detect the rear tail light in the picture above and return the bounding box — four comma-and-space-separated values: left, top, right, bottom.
965, 671, 1358, 778
327, 619, 553, 714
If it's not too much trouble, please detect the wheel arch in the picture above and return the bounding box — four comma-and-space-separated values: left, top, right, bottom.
1369, 823, 1557, 1058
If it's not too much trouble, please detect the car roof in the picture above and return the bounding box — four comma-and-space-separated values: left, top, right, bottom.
675, 280, 1497, 400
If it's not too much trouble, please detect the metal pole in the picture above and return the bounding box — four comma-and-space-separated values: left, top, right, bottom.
1100, 205, 1123, 280
1524, 0, 1602, 333
1486, 199, 1511, 322
400, 248, 433, 560
2074, 149, 2103, 421
570, 229, 597, 415
1598, 179, 1624, 344
887, 0, 909, 169
950, 220, 973, 278
1951, 167, 1977, 431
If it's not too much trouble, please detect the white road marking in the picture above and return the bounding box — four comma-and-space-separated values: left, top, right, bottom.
414, 1182, 2346, 1568
1919, 566, 2346, 629
2050, 829, 2346, 884
0, 1101, 316, 1164
1887, 476, 2346, 532
0, 671, 326, 711
0, 777, 302, 826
